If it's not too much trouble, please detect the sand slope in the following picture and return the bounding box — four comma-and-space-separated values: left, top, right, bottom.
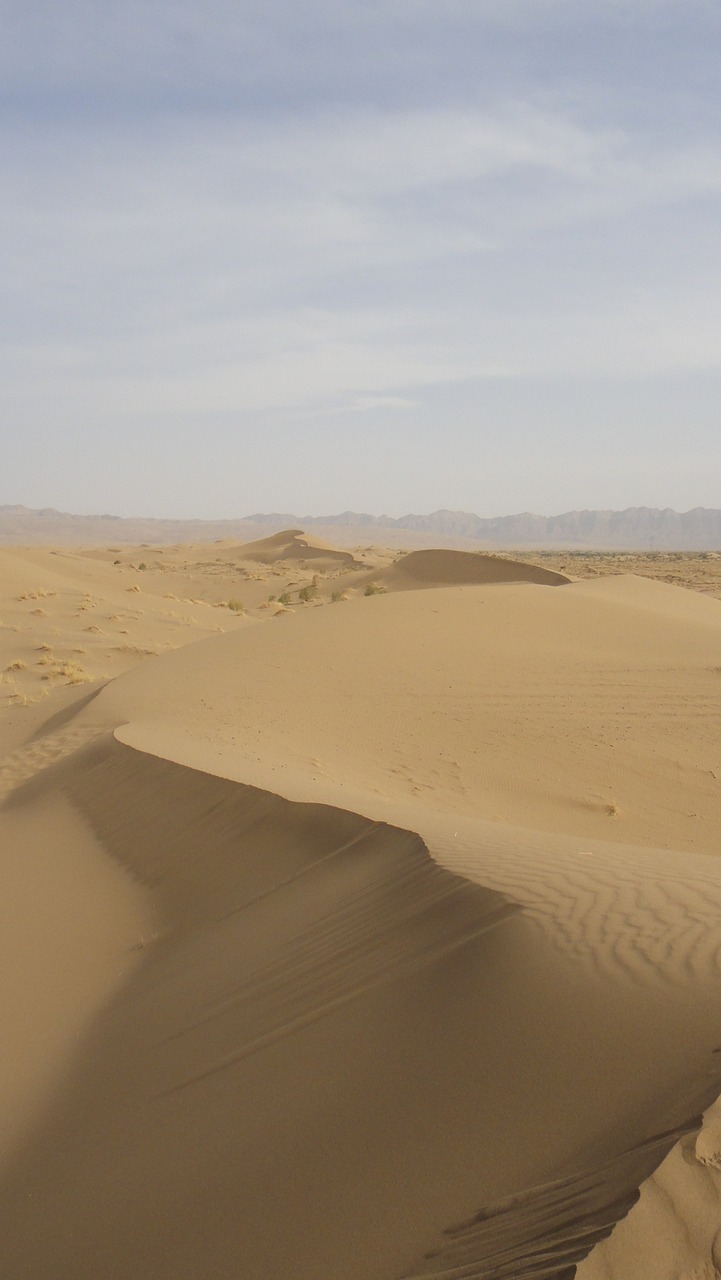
2, 562, 721, 1278
0, 543, 253, 720
577, 1104, 721, 1280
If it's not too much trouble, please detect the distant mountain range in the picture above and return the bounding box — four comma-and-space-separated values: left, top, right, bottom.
248, 507, 721, 549
1, 504, 721, 550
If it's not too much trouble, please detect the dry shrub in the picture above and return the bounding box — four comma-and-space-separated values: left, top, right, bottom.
54, 660, 91, 685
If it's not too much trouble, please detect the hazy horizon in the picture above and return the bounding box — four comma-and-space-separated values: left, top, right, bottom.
3, 2, 721, 519
4, 499, 721, 526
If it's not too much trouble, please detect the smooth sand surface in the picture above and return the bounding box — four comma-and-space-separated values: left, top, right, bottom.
1, 538, 721, 1278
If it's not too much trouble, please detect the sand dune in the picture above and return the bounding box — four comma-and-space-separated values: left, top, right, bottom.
92, 574, 721, 854
379, 547, 570, 589
3, 730, 721, 1279
1, 545, 721, 1277
236, 527, 365, 568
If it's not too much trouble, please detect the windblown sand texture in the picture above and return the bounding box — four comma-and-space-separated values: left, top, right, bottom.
1, 534, 721, 1279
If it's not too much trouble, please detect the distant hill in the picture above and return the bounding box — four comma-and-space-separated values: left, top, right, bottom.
0, 506, 265, 548
1, 504, 721, 549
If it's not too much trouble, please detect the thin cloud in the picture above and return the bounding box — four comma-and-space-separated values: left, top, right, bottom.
2, 0, 721, 514
346, 395, 419, 412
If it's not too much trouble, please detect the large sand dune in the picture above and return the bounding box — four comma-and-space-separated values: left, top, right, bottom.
378, 547, 570, 589
94, 574, 721, 854
235, 527, 365, 568
1, 544, 721, 1278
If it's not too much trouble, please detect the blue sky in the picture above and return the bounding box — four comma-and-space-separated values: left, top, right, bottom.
3, 0, 721, 518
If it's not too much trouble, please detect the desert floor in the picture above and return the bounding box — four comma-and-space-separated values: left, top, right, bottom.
1, 533, 720, 1279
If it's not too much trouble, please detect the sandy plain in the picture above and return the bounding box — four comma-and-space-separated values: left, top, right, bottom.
1, 531, 721, 1279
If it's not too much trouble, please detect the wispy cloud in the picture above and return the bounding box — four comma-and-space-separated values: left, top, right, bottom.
4, 101, 721, 407
2, 1, 721, 513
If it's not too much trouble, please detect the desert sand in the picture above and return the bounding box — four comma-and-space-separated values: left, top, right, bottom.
1, 533, 721, 1278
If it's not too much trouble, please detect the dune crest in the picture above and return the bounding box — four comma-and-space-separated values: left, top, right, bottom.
92, 576, 721, 855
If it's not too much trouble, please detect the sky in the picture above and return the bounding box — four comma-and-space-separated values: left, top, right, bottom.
2, 0, 721, 519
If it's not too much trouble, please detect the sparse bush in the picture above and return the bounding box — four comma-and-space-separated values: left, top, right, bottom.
227, 599, 244, 613
364, 582, 386, 596
278, 592, 291, 606
138, 563, 148, 571
299, 585, 317, 603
